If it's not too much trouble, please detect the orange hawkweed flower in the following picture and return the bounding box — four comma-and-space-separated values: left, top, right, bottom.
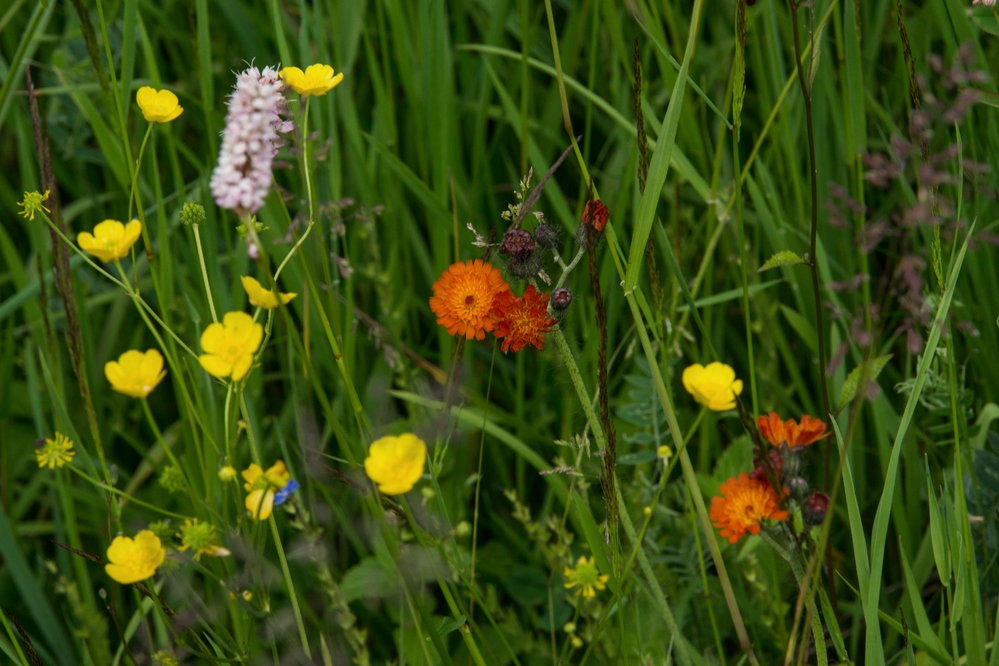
757, 412, 829, 448
710, 473, 789, 543
493, 285, 557, 353
429, 260, 511, 340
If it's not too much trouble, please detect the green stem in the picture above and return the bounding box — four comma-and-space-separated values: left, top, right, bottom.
268, 515, 311, 658
128, 125, 153, 222
64, 465, 190, 519
191, 223, 218, 323
273, 96, 313, 283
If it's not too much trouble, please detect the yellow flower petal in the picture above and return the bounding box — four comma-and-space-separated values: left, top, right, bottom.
363, 433, 427, 495
245, 488, 275, 520
77, 219, 142, 263
280, 63, 344, 96
105, 349, 166, 398
241, 275, 297, 309
136, 86, 183, 123
199, 354, 233, 378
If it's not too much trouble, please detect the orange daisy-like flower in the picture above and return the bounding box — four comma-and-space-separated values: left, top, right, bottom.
757, 412, 829, 448
710, 473, 789, 543
429, 260, 511, 340
493, 285, 557, 353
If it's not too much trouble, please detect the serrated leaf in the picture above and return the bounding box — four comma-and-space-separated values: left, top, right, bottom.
972, 6, 999, 35
759, 250, 807, 272
838, 354, 892, 411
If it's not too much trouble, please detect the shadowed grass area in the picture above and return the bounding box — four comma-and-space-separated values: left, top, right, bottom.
1, 0, 999, 663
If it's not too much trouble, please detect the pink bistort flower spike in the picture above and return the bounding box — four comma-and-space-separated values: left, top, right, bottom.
210, 66, 294, 216
972, 0, 996, 6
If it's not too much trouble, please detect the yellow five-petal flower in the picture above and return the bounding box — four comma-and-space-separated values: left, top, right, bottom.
105, 530, 165, 584
241, 276, 297, 309
363, 433, 426, 495
105, 349, 167, 398
77, 219, 142, 263
279, 64, 344, 96
198, 311, 263, 381
681, 362, 744, 411
242, 460, 291, 520
136, 86, 183, 123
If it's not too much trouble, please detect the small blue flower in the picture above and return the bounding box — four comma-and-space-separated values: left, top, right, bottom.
273, 479, 300, 506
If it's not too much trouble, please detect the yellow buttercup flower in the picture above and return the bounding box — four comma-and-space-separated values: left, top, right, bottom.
105, 349, 166, 398
681, 362, 743, 411
279, 64, 344, 96
241, 276, 297, 309
363, 433, 426, 495
242, 460, 291, 520
198, 311, 263, 381
136, 86, 183, 123
105, 530, 165, 584
563, 555, 609, 598
77, 219, 142, 263
36, 432, 74, 469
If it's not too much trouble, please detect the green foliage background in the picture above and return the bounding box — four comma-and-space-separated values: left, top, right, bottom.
1, 0, 999, 663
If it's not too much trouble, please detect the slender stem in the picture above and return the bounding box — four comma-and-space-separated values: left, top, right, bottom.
268, 515, 311, 658
140, 398, 193, 497
192, 223, 218, 323
64, 465, 189, 519
468, 342, 497, 619
273, 96, 313, 283
128, 125, 153, 222
788, 1, 831, 424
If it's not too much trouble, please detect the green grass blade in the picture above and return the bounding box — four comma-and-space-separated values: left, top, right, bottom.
864, 222, 975, 664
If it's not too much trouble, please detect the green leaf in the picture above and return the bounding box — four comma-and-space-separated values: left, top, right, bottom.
437, 616, 466, 636
623, 0, 704, 294
863, 222, 975, 664
759, 250, 807, 272
971, 6, 999, 35
340, 558, 393, 602
617, 450, 658, 465
837, 354, 892, 412
926, 458, 952, 585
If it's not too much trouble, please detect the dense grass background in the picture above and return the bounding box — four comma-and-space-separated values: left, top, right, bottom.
2, 0, 999, 663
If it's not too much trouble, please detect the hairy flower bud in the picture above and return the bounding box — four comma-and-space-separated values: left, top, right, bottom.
551, 288, 573, 311
804, 491, 830, 526
533, 222, 558, 249
499, 228, 536, 258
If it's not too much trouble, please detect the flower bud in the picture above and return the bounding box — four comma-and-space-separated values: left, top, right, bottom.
533, 222, 558, 249
749, 448, 783, 482
785, 475, 810, 501
804, 491, 830, 526
507, 253, 542, 280
218, 466, 237, 482
180, 202, 206, 227
581, 199, 609, 232
551, 288, 573, 312
499, 228, 536, 258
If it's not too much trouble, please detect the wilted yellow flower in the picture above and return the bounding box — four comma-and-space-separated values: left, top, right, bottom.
198, 311, 263, 381
77, 219, 142, 263
218, 465, 237, 482
18, 190, 50, 220
105, 530, 165, 584
241, 276, 296, 309
681, 362, 743, 411
104, 349, 166, 398
363, 433, 426, 495
563, 555, 609, 598
177, 519, 229, 560
242, 460, 291, 520
136, 86, 183, 123
36, 432, 74, 469
279, 64, 344, 96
